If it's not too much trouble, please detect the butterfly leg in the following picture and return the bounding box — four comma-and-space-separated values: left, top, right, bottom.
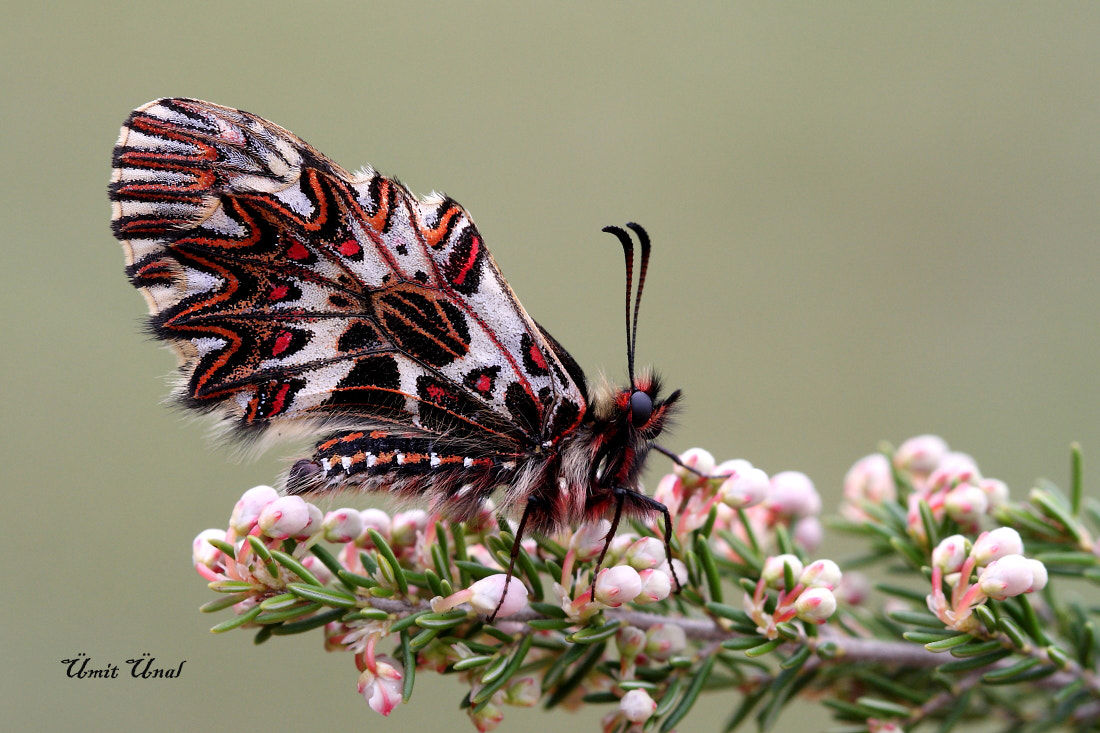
489, 497, 538, 623
586, 490, 628, 602
614, 487, 682, 593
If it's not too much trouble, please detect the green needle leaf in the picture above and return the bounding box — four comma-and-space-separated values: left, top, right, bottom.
269, 549, 322, 586
368, 528, 409, 596
660, 653, 717, 732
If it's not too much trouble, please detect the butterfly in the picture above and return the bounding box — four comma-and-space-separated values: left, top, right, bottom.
109, 98, 682, 600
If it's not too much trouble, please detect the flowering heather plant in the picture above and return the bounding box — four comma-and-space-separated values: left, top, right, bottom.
194, 438, 1100, 731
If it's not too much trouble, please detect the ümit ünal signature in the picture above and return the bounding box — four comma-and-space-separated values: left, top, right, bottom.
62, 652, 185, 679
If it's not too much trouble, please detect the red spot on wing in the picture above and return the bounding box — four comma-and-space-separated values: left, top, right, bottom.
529, 343, 547, 371
272, 330, 293, 356
287, 241, 310, 260
339, 239, 361, 257
269, 383, 291, 415
475, 375, 491, 393
268, 284, 289, 301
426, 384, 447, 402
451, 235, 480, 286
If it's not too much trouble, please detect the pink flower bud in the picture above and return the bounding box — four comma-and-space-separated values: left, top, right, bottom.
467, 575, 529, 617
504, 676, 539, 707
391, 510, 427, 548
837, 571, 871, 606
979, 478, 1010, 507
894, 435, 949, 477
766, 471, 821, 518
356, 509, 392, 545
645, 623, 686, 660
762, 554, 803, 589
675, 447, 716, 480
469, 699, 504, 732
294, 502, 324, 540
719, 464, 770, 509
634, 568, 672, 604
943, 485, 988, 524
323, 508, 364, 543
357, 656, 404, 716
793, 516, 824, 551
230, 485, 279, 533
616, 626, 646, 660
794, 587, 837, 622
971, 527, 1024, 566
594, 565, 642, 607
570, 519, 612, 562
841, 454, 896, 520
620, 689, 657, 723
257, 496, 312, 539
978, 554, 1040, 600
301, 555, 334, 585
1028, 558, 1048, 593
653, 473, 684, 515
192, 529, 226, 569
932, 535, 971, 572
660, 559, 688, 590
799, 559, 842, 590
927, 452, 980, 491
624, 537, 666, 570
607, 532, 639, 562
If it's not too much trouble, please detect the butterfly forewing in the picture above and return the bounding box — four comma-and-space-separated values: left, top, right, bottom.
110, 99, 587, 475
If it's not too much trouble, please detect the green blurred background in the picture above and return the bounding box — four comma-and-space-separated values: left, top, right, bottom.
4, 3, 1099, 731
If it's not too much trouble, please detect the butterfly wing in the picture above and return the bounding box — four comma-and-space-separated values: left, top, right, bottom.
109, 99, 586, 459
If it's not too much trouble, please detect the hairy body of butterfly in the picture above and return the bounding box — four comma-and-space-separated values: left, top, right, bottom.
109, 98, 681, 585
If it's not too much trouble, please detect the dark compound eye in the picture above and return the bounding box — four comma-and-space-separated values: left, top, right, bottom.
629, 389, 653, 428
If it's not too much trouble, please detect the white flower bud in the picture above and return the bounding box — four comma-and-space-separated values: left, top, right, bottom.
634, 568, 672, 604
357, 656, 404, 716
979, 478, 1010, 507
570, 519, 612, 562
357, 508, 392, 545
932, 535, 971, 573
793, 516, 824, 551
391, 510, 427, 548
943, 484, 988, 524
762, 554, 803, 589
719, 465, 770, 509
971, 527, 1024, 566
594, 565, 643, 607
978, 554, 1038, 600
894, 435, 949, 476
799, 559, 842, 590
843, 454, 897, 506
257, 496, 312, 539
766, 471, 821, 518
503, 676, 539, 707
620, 689, 657, 723
192, 529, 226, 569
616, 626, 646, 659
1027, 558, 1048, 593
645, 623, 686, 660
323, 508, 364, 543
675, 447, 716, 479
794, 587, 837, 622
624, 537, 666, 570
294, 502, 324, 540
467, 575, 528, 617
230, 485, 279, 533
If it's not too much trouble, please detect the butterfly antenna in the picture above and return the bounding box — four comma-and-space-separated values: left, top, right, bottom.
625, 222, 651, 379
602, 225, 638, 389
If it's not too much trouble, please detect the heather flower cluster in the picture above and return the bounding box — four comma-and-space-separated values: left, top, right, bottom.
191, 437, 1100, 732
842, 434, 1009, 539
927, 528, 1048, 633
